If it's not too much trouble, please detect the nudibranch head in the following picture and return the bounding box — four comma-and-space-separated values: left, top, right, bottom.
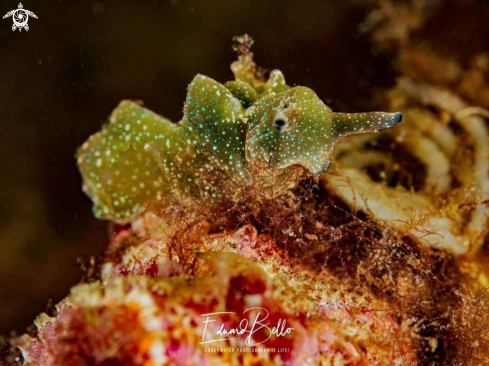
245, 87, 403, 175
246, 87, 335, 174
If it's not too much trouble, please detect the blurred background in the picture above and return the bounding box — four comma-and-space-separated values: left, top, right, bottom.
0, 0, 487, 347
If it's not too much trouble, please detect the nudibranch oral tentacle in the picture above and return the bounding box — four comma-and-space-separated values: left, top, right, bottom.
333, 112, 403, 135
77, 38, 402, 221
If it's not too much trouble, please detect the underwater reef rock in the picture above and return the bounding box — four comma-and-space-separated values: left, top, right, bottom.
13, 5, 489, 366
19, 224, 418, 365
344, 0, 489, 257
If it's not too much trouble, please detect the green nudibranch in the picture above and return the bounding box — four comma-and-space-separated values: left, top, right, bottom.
77, 37, 402, 221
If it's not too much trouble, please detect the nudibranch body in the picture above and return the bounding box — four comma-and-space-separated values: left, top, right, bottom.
77, 37, 402, 221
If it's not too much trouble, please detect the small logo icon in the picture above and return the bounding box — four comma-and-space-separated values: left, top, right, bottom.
3, 3, 37, 32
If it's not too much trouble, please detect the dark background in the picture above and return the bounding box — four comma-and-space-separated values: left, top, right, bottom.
0, 0, 487, 340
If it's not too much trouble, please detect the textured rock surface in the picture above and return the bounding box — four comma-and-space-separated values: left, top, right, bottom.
20, 219, 418, 366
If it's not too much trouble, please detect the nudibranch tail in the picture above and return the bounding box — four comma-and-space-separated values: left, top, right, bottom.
76, 101, 179, 220
332, 112, 402, 137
